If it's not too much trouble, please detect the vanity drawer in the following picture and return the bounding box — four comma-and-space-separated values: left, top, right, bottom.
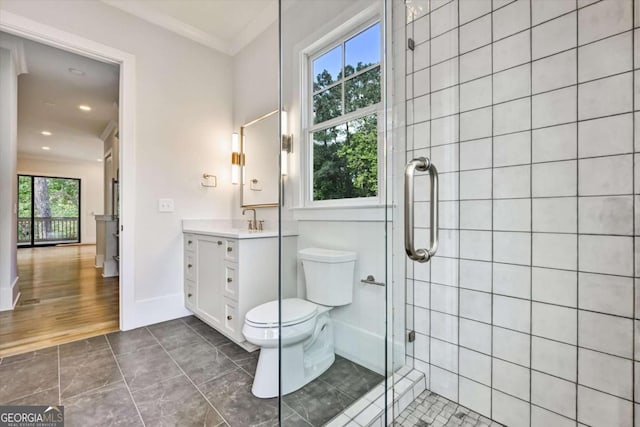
185, 281, 196, 309
224, 239, 238, 262
223, 298, 240, 338
224, 262, 238, 300
184, 235, 196, 252
184, 253, 196, 280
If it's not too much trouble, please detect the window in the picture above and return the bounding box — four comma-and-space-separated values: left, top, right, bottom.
17, 175, 81, 247
306, 21, 382, 204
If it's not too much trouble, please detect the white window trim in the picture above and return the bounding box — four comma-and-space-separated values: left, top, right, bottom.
297, 5, 384, 212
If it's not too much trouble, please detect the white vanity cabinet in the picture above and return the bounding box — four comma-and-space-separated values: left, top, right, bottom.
183, 228, 297, 349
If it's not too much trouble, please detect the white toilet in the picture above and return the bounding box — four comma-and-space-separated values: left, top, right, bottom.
242, 247, 357, 398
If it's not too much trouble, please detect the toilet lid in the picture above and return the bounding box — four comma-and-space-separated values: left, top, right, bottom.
245, 298, 318, 327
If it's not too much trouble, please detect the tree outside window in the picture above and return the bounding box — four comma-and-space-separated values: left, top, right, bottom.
309, 22, 381, 202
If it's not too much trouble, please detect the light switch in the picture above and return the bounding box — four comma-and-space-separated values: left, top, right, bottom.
158, 198, 174, 212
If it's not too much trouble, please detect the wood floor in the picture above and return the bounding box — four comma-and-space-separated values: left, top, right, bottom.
0, 245, 119, 357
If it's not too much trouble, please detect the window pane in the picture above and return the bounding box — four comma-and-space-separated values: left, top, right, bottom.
313, 45, 342, 91
18, 176, 32, 245
345, 66, 381, 113
313, 114, 378, 200
345, 22, 381, 77
313, 84, 342, 124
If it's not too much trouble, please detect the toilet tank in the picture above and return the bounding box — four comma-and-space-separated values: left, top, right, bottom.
298, 248, 357, 306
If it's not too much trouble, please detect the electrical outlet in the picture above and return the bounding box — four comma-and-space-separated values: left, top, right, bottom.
158, 198, 174, 212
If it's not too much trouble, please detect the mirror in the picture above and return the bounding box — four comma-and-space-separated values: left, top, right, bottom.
240, 110, 280, 208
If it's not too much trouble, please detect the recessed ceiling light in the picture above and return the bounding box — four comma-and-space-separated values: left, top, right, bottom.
78, 105, 92, 111
41, 131, 52, 136
68, 68, 85, 76
96, 158, 102, 162
41, 146, 50, 150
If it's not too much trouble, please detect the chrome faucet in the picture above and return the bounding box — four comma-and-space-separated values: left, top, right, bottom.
242, 208, 257, 231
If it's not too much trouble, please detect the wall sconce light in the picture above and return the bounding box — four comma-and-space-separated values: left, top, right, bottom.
231, 132, 240, 184
281, 111, 292, 176
201, 173, 217, 188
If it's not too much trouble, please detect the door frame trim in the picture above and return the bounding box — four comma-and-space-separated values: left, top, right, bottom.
0, 11, 137, 330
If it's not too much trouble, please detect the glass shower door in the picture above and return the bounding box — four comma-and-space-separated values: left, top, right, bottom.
278, 0, 404, 425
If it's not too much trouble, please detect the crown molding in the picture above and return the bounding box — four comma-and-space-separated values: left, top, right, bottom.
101, 0, 278, 57
100, 120, 118, 142
101, 0, 234, 55
18, 152, 102, 165
228, 2, 277, 55
0, 36, 28, 75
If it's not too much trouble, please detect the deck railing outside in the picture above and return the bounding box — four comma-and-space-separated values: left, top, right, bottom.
18, 217, 79, 245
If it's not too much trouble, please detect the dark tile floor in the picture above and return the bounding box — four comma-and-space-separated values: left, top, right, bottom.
0, 315, 383, 427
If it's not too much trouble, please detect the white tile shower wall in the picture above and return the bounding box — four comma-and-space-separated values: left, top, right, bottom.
404, 0, 638, 425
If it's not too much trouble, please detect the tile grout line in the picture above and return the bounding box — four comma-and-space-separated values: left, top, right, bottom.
575, 0, 581, 423
490, 0, 495, 420
411, 108, 635, 140
409, 18, 623, 80
422, 63, 631, 104
414, 0, 605, 50
179, 319, 317, 426
104, 334, 146, 427
179, 318, 257, 382
632, 0, 637, 422
528, 0, 534, 425
424, 353, 637, 406
145, 325, 231, 427
427, 0, 433, 396
455, 0, 462, 408
425, 286, 636, 324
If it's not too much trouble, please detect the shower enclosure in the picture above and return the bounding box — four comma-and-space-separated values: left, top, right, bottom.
279, 0, 639, 426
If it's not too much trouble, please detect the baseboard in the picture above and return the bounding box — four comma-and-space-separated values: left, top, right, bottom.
332, 318, 385, 375
95, 254, 105, 268
0, 276, 20, 312
124, 292, 191, 330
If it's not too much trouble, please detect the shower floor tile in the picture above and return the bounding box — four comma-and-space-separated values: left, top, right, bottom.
394, 390, 503, 427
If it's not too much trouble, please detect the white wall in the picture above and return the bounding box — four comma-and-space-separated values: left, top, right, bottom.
0, 47, 19, 311
231, 23, 279, 220
17, 156, 104, 244
295, 221, 387, 372
0, 0, 236, 326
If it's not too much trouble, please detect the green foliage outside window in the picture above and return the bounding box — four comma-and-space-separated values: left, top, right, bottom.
313, 114, 378, 200
18, 176, 80, 218
312, 61, 381, 201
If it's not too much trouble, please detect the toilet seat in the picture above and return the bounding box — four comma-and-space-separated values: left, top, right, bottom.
245, 298, 318, 328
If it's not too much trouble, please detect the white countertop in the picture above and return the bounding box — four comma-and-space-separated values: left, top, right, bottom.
182, 219, 297, 239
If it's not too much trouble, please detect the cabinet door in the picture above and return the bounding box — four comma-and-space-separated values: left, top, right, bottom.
223, 298, 240, 340
195, 237, 225, 328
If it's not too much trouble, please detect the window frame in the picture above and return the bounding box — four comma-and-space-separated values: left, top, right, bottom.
301, 14, 384, 209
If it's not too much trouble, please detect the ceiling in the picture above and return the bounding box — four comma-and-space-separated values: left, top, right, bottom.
3, 0, 277, 163
1, 32, 120, 163
102, 0, 278, 56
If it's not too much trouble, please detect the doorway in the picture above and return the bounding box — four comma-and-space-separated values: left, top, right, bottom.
18, 174, 81, 247
0, 8, 135, 345
0, 30, 122, 357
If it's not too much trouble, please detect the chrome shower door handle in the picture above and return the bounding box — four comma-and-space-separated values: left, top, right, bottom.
404, 157, 439, 263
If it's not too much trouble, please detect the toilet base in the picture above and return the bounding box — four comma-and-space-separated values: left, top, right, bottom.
251, 313, 334, 398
